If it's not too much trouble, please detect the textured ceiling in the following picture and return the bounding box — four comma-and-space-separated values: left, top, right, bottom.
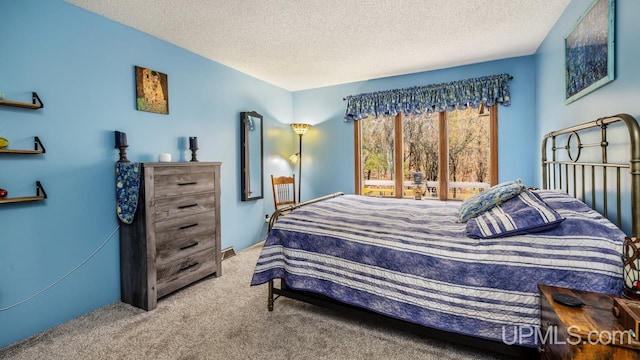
65, 0, 570, 91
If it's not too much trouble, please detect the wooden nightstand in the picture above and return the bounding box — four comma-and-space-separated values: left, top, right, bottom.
538, 284, 640, 359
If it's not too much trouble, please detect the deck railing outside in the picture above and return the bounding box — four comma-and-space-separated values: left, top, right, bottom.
363, 179, 490, 199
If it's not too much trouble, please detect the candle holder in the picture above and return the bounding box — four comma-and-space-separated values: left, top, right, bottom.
114, 131, 130, 163
189, 147, 199, 162
188, 136, 199, 162
117, 145, 130, 163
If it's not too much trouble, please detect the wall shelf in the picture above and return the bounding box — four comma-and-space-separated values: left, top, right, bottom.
0, 90, 48, 205
0, 181, 47, 204
0, 92, 44, 109
0, 136, 46, 154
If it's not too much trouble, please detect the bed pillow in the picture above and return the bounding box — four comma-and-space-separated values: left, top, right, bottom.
466, 190, 565, 239
457, 179, 525, 222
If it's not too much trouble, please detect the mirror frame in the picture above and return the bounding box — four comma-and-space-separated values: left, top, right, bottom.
240, 111, 264, 201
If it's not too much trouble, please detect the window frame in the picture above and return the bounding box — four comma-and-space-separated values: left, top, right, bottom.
354, 104, 498, 200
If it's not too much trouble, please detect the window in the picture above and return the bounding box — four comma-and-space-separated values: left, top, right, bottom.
355, 105, 498, 200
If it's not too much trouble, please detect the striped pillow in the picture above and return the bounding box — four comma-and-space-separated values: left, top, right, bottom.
466, 190, 564, 239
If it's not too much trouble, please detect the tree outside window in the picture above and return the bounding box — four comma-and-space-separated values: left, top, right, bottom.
356, 105, 497, 200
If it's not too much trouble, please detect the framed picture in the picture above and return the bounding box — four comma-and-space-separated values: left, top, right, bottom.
564, 0, 615, 104
135, 66, 169, 114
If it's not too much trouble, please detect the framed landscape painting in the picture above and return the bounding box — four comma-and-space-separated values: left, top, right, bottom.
564, 0, 615, 104
135, 66, 169, 114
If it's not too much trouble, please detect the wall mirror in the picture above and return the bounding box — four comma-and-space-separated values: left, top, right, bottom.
240, 111, 264, 201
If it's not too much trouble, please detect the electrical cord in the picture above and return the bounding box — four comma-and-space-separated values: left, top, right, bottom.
0, 225, 120, 312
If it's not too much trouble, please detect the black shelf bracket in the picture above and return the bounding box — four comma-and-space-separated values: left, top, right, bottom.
34, 136, 46, 153
32, 92, 44, 108
36, 181, 47, 199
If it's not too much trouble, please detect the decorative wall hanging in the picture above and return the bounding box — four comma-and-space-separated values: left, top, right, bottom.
115, 161, 141, 224
135, 66, 169, 114
564, 0, 615, 104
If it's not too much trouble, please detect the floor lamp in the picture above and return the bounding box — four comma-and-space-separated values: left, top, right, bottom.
290, 123, 311, 202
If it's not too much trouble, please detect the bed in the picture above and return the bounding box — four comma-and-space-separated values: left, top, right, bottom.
251, 114, 640, 358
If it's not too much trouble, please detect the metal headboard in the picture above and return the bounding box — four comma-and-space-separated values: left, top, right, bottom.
542, 114, 640, 236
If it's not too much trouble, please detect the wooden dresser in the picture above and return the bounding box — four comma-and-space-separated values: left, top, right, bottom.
538, 284, 640, 359
120, 162, 222, 310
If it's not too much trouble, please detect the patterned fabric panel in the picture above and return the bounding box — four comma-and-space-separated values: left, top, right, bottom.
251, 193, 624, 347
466, 190, 565, 239
457, 179, 525, 222
115, 162, 141, 224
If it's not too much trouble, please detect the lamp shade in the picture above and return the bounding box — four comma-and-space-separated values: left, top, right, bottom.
623, 236, 640, 299
291, 123, 311, 135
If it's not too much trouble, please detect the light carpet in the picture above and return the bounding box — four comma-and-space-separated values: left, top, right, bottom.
1, 242, 508, 359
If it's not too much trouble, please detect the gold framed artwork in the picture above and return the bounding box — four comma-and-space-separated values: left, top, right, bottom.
135, 66, 169, 114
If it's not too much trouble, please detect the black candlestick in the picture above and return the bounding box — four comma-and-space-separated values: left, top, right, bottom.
114, 131, 130, 162
117, 145, 130, 163
188, 136, 199, 162
190, 147, 199, 162
189, 136, 198, 150
115, 131, 128, 148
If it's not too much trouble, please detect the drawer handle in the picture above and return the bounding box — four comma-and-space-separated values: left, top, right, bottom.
179, 262, 199, 272
180, 242, 199, 250
177, 182, 198, 186
179, 223, 199, 230
178, 203, 198, 209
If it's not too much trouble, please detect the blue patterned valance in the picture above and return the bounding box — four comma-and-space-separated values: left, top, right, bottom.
344, 74, 512, 121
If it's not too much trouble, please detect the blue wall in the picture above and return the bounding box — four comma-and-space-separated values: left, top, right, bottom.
535, 0, 640, 234
0, 0, 291, 348
293, 57, 538, 200
536, 0, 640, 140
5, 0, 638, 350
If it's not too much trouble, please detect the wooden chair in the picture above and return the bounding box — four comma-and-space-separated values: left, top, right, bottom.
271, 174, 296, 210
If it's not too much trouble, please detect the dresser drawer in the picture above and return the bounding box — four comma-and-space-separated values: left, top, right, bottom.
153, 166, 217, 198
155, 229, 215, 266
154, 193, 216, 222
155, 212, 216, 262
156, 249, 217, 298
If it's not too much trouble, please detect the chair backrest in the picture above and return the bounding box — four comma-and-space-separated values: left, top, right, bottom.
271, 174, 296, 210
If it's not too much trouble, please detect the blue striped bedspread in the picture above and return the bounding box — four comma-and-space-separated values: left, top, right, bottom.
251, 191, 624, 346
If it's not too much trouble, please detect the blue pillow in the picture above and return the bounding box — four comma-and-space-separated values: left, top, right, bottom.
466, 190, 565, 239
457, 179, 525, 222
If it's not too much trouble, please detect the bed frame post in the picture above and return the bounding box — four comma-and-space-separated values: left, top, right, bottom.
268, 279, 274, 311
620, 114, 640, 237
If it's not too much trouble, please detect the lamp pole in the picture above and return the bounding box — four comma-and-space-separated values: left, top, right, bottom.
297, 133, 303, 202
